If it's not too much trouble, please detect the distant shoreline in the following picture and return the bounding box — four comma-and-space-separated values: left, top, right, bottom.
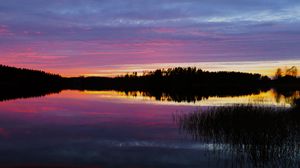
0, 64, 299, 102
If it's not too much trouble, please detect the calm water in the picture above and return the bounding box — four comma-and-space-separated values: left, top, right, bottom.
0, 89, 298, 167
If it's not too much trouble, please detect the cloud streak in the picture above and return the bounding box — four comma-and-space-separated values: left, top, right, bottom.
0, 0, 299, 75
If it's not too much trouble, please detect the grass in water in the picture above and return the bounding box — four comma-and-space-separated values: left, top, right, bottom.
175, 103, 300, 167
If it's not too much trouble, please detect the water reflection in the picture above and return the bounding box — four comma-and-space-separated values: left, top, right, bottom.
0, 86, 61, 102
274, 89, 300, 105
0, 85, 299, 107
81, 89, 298, 107
175, 104, 300, 167
0, 88, 300, 167
0, 91, 200, 167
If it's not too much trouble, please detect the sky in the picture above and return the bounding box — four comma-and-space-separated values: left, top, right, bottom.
0, 0, 300, 76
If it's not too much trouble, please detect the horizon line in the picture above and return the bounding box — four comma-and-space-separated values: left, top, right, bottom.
2, 59, 300, 78
56, 59, 300, 78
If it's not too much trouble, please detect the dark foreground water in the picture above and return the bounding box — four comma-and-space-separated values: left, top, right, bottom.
0, 90, 298, 167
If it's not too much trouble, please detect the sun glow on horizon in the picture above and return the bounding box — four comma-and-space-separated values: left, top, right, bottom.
46, 59, 300, 78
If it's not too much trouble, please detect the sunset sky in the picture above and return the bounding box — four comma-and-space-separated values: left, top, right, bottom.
0, 0, 300, 76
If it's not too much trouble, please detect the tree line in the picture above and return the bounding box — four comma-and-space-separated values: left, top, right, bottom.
0, 64, 299, 102
275, 66, 298, 79
0, 65, 63, 101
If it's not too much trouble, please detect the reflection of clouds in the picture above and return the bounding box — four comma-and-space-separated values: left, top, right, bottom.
94, 139, 210, 149
0, 89, 299, 166
0, 128, 9, 139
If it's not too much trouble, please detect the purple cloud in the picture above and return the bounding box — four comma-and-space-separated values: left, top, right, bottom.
0, 0, 300, 76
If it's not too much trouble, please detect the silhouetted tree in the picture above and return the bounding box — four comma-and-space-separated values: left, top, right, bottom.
275, 68, 283, 79
286, 66, 298, 77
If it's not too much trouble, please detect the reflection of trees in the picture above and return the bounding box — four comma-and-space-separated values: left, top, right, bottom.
123, 88, 300, 106
117, 88, 300, 107
273, 88, 300, 105
175, 105, 300, 167
0, 86, 62, 102
120, 87, 266, 103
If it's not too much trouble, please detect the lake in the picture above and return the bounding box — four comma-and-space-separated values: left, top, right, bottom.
0, 89, 299, 167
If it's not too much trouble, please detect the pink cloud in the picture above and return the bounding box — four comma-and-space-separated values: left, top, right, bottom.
0, 25, 14, 36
